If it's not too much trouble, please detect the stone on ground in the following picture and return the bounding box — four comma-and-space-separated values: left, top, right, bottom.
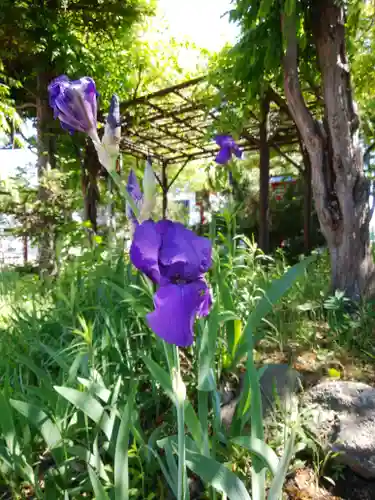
302, 380, 375, 480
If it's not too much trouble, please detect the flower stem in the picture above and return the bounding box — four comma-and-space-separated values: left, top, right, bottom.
173, 346, 187, 500
177, 394, 187, 500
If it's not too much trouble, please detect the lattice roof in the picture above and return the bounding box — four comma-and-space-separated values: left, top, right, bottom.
119, 76, 299, 165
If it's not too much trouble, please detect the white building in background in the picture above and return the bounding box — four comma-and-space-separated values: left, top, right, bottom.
0, 148, 38, 266
169, 189, 199, 226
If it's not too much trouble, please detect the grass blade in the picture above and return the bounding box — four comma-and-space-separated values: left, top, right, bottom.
54, 386, 112, 440
268, 430, 296, 500
0, 393, 19, 455
234, 256, 315, 363
158, 437, 251, 500
231, 436, 279, 476
114, 383, 137, 500
10, 400, 62, 450
141, 355, 174, 402
88, 466, 110, 500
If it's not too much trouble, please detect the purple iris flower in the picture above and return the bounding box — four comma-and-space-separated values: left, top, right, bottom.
107, 94, 120, 131
130, 220, 212, 347
48, 75, 98, 134
215, 134, 243, 164
126, 170, 143, 225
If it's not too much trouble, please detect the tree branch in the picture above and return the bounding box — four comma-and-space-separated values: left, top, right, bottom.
16, 103, 37, 110
168, 157, 192, 190
268, 87, 290, 115
280, 12, 320, 151
270, 142, 303, 172
242, 129, 302, 172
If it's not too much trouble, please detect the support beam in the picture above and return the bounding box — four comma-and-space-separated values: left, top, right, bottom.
161, 162, 168, 219
259, 95, 271, 254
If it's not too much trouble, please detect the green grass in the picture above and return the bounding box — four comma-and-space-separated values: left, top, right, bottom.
0, 235, 374, 499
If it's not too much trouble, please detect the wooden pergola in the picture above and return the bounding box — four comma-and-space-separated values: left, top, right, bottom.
118, 75, 301, 215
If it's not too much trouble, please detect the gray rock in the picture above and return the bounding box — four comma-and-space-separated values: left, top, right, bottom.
220, 397, 239, 430
302, 380, 375, 479
220, 364, 301, 429
259, 364, 302, 416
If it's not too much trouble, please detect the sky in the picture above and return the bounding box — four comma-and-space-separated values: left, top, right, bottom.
157, 0, 238, 52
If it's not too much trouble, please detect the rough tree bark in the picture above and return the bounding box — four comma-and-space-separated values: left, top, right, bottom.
281, 0, 375, 299
36, 71, 57, 275
299, 138, 312, 254
259, 94, 270, 253
82, 139, 101, 233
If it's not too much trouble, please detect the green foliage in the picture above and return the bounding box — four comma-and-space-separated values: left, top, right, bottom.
0, 65, 20, 139
350, 1, 375, 150
0, 215, 374, 498
0, 238, 285, 493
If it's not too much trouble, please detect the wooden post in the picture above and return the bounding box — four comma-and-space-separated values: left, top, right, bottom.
161, 161, 168, 219
259, 95, 270, 254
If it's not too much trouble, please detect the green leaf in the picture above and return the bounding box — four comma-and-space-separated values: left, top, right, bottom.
141, 355, 174, 402
114, 383, 137, 500
146, 447, 178, 498
186, 452, 251, 499
54, 387, 112, 440
231, 436, 279, 476
39, 343, 70, 372
164, 440, 178, 481
233, 318, 243, 357
258, 0, 275, 19
198, 303, 219, 391
284, 0, 296, 17
9, 400, 62, 450
234, 256, 315, 363
218, 272, 236, 355
146, 425, 166, 463
77, 378, 111, 403
268, 430, 296, 500
184, 401, 203, 449
159, 437, 251, 500
245, 346, 266, 499
15, 355, 57, 405
0, 393, 19, 455
67, 352, 86, 385
88, 466, 110, 500
67, 446, 110, 483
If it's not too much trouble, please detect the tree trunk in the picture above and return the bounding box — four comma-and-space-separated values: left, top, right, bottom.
300, 140, 312, 253
281, 0, 375, 299
36, 71, 56, 275
82, 139, 101, 232
259, 95, 270, 253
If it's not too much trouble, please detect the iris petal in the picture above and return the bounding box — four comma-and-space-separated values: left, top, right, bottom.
215, 146, 232, 164
196, 280, 212, 317
107, 94, 120, 130
130, 220, 161, 283
147, 279, 209, 347
81, 77, 97, 127
232, 143, 243, 159
48, 75, 98, 134
126, 170, 143, 225
157, 220, 212, 281
215, 134, 232, 147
